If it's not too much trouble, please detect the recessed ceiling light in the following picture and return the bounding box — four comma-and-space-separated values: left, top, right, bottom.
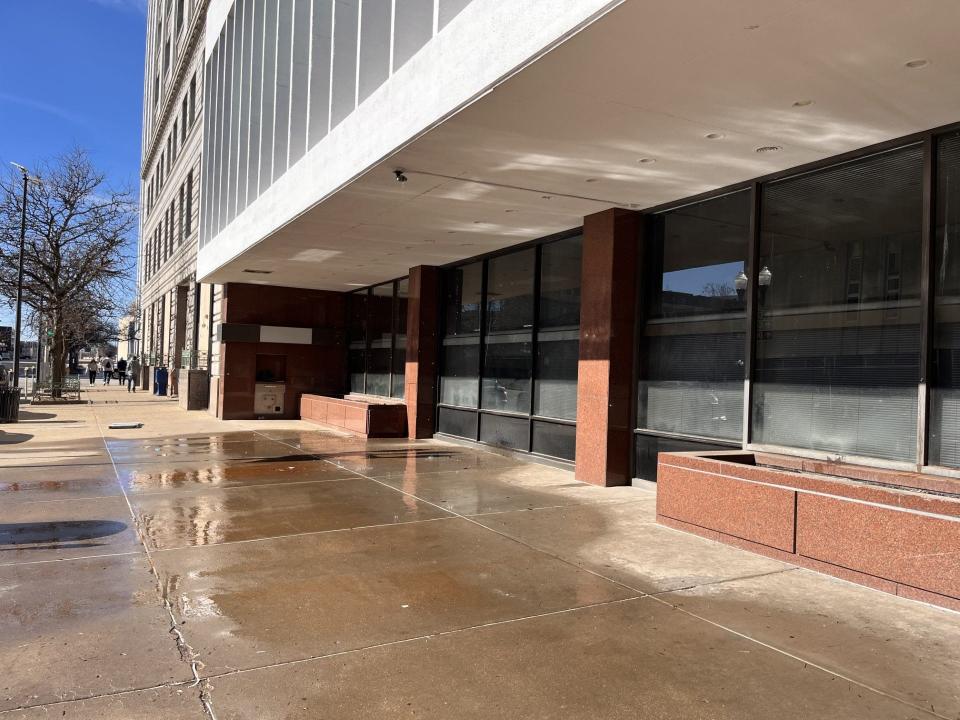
346, 282, 367, 287
637, 157, 656, 164
905, 59, 929, 69
705, 133, 724, 140
756, 145, 782, 153
585, 178, 599, 183
504, 209, 516, 213
541, 195, 553, 200
744, 24, 760, 30
242, 268, 272, 274
792, 99, 814, 107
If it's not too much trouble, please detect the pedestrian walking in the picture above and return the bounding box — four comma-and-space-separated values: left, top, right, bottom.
116, 357, 127, 385
86, 358, 98, 385
127, 356, 140, 393
101, 356, 114, 385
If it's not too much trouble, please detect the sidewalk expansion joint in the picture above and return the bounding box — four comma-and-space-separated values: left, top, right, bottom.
646, 591, 950, 720
0, 680, 197, 715
259, 430, 949, 720
202, 595, 647, 682
93, 411, 219, 720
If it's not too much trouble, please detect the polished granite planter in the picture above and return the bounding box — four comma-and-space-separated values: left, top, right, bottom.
656, 451, 960, 611
299, 393, 407, 438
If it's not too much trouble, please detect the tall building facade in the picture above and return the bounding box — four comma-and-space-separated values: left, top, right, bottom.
174, 1, 959, 606
139, 0, 220, 405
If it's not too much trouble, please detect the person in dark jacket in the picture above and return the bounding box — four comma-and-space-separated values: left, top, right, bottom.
116, 357, 128, 385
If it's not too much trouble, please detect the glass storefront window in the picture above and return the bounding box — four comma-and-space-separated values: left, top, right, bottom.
638, 191, 750, 442
481, 334, 533, 413
440, 262, 482, 407
486, 249, 535, 333
366, 283, 393, 397
539, 235, 582, 328
752, 145, 923, 462
482, 248, 535, 414
535, 234, 582, 421
392, 278, 408, 399
345, 279, 407, 399
443, 262, 482, 336
931, 132, 960, 468
347, 290, 367, 393
440, 337, 480, 407
439, 235, 581, 460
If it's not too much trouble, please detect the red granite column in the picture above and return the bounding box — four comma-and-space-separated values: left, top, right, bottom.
405, 266, 441, 439
576, 208, 642, 486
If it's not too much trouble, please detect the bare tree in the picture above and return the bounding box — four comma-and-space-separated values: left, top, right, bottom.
701, 281, 736, 298
0, 149, 137, 386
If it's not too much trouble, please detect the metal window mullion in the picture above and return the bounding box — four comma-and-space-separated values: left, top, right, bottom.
742, 181, 762, 449
528, 245, 542, 453
475, 261, 488, 441
918, 133, 937, 467
629, 214, 647, 478
387, 280, 397, 398
363, 288, 371, 395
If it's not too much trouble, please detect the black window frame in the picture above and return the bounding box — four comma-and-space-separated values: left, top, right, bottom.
631, 120, 960, 479
346, 277, 409, 399
436, 228, 583, 463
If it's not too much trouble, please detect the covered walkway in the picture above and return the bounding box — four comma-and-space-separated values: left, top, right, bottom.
1, 386, 957, 718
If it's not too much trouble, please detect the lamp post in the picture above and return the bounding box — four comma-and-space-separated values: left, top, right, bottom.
9, 163, 40, 391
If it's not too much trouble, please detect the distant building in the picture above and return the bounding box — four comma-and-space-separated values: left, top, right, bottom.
116, 315, 138, 360
139, 0, 218, 404
19, 341, 38, 361
0, 326, 10, 360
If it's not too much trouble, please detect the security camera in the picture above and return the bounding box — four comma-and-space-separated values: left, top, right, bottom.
394, 169, 408, 183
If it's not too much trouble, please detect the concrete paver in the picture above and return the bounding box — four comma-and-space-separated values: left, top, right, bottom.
372, 461, 647, 515
0, 554, 191, 712
206, 597, 933, 720
149, 517, 635, 675
1, 384, 957, 719
107, 437, 301, 465
315, 444, 521, 478
115, 457, 357, 494
0, 496, 141, 564
129, 477, 452, 550
1, 465, 124, 503
473, 499, 794, 593
662, 568, 960, 717
3, 685, 206, 719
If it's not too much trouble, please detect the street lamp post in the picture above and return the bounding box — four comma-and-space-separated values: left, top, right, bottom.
10, 163, 40, 393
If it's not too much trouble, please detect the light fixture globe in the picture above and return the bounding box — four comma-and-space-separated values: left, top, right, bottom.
734, 270, 748, 291
758, 265, 773, 287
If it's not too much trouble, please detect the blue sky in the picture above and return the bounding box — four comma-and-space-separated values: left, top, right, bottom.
0, 0, 146, 326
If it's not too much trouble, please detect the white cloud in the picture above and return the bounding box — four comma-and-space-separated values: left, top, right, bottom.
0, 92, 86, 125
86, 0, 148, 15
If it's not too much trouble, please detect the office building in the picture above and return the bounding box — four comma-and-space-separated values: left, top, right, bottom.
175, 0, 960, 608
139, 0, 219, 405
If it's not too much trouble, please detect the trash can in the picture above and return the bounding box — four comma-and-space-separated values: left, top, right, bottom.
0, 386, 20, 423
154, 367, 169, 396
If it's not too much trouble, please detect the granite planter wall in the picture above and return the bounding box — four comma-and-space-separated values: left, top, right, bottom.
656, 451, 960, 612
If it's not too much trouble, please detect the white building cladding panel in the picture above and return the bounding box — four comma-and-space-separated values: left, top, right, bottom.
198, 0, 622, 278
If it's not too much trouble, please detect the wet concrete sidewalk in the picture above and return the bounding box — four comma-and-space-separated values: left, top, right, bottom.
1, 385, 958, 719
